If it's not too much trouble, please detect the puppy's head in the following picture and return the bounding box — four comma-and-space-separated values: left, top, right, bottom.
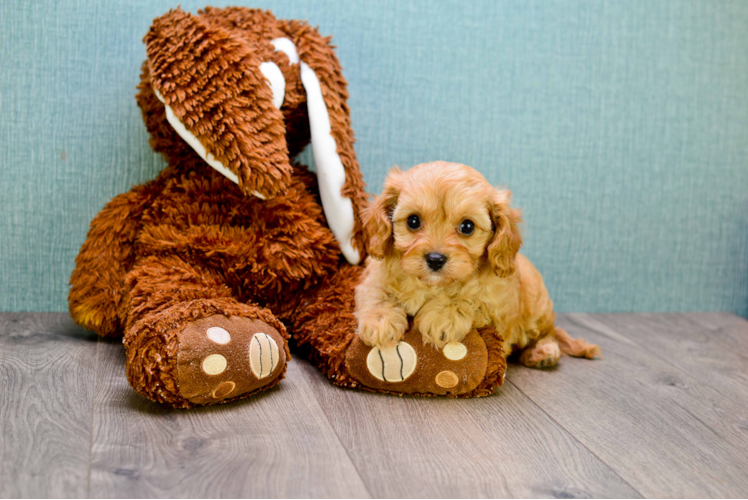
363, 162, 522, 285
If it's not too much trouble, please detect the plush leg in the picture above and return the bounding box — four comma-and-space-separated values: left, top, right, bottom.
69, 183, 162, 337
292, 265, 506, 397
123, 256, 289, 408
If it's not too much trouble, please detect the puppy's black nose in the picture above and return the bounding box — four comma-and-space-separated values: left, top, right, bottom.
425, 252, 448, 271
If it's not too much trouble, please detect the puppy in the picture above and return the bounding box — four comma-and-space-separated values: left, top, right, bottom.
355, 161, 600, 368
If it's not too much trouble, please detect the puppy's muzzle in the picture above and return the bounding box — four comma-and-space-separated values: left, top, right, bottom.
425, 252, 448, 271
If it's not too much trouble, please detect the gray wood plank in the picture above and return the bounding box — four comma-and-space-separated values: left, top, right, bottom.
0, 313, 97, 498
508, 313, 748, 498
4, 312, 747, 498
88, 340, 371, 498
599, 312, 748, 412
299, 360, 640, 498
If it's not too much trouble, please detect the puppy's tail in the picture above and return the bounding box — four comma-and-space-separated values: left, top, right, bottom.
554, 327, 602, 359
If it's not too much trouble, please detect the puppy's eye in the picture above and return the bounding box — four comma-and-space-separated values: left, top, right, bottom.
459, 219, 475, 235
407, 215, 421, 230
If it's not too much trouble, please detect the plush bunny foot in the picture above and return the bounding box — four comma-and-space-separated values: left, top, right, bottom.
125, 299, 289, 408
344, 325, 506, 397
175, 315, 286, 405
291, 265, 506, 397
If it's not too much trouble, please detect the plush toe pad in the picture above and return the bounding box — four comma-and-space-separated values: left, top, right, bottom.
177, 315, 286, 405
366, 342, 417, 382
249, 333, 280, 379
345, 327, 489, 396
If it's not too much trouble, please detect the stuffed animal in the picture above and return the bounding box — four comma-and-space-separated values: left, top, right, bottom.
69, 7, 506, 408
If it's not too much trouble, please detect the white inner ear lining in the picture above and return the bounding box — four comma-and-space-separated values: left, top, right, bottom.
299, 61, 360, 265
271, 37, 299, 64
150, 36, 360, 265
153, 88, 265, 200
259, 61, 285, 109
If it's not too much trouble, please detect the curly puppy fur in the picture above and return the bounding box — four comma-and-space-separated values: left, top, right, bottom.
355, 161, 601, 368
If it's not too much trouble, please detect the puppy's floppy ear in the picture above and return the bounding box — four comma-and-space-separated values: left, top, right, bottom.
487, 189, 523, 278
363, 168, 404, 259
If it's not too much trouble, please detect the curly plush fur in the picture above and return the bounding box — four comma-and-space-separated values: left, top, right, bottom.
355, 161, 602, 367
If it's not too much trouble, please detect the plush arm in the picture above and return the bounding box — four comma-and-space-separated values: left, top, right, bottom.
68, 183, 159, 337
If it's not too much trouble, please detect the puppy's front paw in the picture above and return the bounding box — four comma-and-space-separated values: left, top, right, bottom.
415, 305, 473, 349
356, 307, 408, 348
417, 322, 467, 349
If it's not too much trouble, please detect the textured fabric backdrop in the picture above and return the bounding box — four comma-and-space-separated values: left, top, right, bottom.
1, 0, 747, 316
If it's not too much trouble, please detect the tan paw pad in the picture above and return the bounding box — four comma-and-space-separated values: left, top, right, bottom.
202, 354, 227, 375
443, 342, 467, 360
249, 333, 280, 379
346, 328, 492, 396
366, 342, 417, 382
435, 370, 459, 388
211, 381, 235, 399
206, 326, 231, 345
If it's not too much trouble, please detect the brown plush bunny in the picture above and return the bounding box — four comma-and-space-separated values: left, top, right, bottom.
69, 7, 506, 408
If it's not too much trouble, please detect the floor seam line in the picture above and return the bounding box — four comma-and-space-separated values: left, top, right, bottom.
85, 334, 99, 499
298, 363, 374, 499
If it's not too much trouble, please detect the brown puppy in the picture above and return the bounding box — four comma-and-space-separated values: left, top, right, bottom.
355, 161, 600, 368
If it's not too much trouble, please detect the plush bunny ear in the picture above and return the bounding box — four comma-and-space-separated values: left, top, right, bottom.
145, 9, 293, 200
282, 22, 370, 265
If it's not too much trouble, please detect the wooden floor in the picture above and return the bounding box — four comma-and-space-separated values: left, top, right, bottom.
1, 313, 747, 498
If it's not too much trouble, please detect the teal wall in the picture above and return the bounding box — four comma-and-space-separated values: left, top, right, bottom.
2, 0, 747, 316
